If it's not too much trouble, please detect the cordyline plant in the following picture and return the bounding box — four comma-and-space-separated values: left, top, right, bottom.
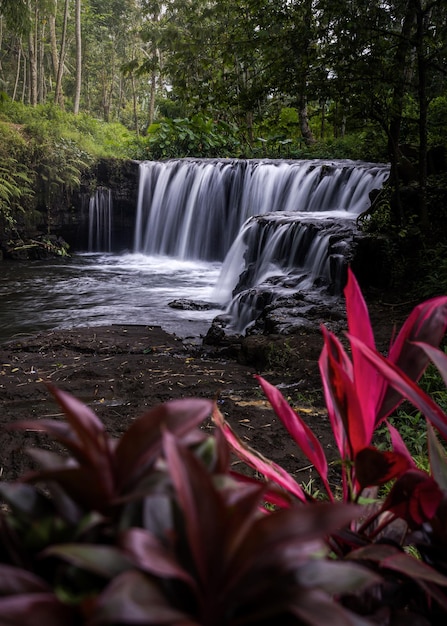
2, 268, 447, 624
214, 268, 447, 622
0, 387, 377, 625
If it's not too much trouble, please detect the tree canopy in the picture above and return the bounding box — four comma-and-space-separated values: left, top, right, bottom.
0, 0, 446, 184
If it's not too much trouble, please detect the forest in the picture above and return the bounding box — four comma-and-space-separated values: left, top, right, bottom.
0, 0, 447, 291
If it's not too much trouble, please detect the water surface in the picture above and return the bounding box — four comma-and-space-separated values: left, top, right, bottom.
0, 253, 222, 343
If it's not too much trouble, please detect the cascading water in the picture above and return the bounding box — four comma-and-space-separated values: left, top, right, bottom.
88, 187, 113, 252
134, 158, 389, 333
134, 159, 389, 261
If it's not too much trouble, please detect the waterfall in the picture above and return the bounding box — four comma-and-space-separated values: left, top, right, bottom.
88, 187, 113, 252
134, 159, 389, 261
133, 158, 389, 333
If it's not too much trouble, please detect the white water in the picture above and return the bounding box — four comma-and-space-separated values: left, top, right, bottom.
0, 254, 222, 342
134, 159, 389, 261
88, 188, 113, 252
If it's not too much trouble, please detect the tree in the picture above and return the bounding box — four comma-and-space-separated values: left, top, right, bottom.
54, 0, 69, 107
73, 0, 82, 114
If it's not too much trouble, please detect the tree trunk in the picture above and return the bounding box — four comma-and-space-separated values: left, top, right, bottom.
416, 1, 430, 229
28, 29, 37, 105
12, 38, 22, 101
148, 70, 156, 127
38, 20, 45, 103
299, 95, 316, 146
387, 1, 417, 189
73, 0, 82, 114
49, 3, 59, 87
55, 0, 69, 108
131, 73, 139, 136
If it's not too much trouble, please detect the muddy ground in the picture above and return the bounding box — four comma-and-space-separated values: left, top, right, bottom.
0, 298, 412, 492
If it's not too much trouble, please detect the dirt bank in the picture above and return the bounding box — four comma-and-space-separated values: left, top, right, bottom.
0, 299, 411, 490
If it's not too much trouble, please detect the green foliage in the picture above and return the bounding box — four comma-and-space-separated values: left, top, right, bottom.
0, 121, 33, 231
429, 96, 447, 145
143, 114, 241, 159
0, 100, 141, 245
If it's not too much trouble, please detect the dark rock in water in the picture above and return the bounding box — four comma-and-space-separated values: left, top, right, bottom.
168, 299, 212, 311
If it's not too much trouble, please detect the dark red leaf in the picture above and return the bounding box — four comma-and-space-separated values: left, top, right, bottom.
355, 446, 412, 490
162, 428, 228, 587
226, 503, 362, 596
0, 593, 74, 626
213, 405, 307, 502
376, 296, 447, 422
382, 470, 443, 528
0, 565, 49, 594
43, 544, 132, 579
115, 398, 213, 490
92, 570, 195, 625
255, 375, 331, 496
348, 543, 447, 587
120, 528, 195, 587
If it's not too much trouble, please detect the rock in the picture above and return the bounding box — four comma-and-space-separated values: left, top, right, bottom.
168, 299, 212, 311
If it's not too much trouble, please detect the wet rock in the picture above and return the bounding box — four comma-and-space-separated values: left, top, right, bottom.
168, 299, 212, 311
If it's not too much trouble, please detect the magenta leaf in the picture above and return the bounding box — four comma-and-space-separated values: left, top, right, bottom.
376, 296, 447, 422
255, 375, 331, 497
349, 334, 447, 442
344, 269, 380, 439
386, 421, 416, 467
318, 342, 347, 458
415, 342, 447, 388
213, 405, 308, 502
320, 327, 368, 457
